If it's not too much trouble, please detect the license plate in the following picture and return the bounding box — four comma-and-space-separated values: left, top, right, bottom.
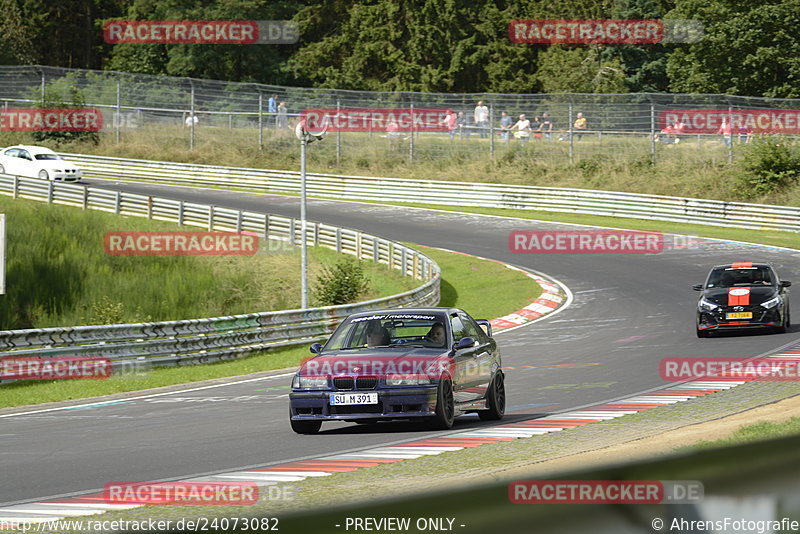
329, 393, 378, 405
726, 312, 753, 319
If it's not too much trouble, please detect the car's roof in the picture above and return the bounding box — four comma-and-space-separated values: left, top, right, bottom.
710, 262, 772, 270
6, 145, 56, 154
348, 308, 459, 318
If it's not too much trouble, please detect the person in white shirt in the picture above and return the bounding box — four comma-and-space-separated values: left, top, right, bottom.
184, 111, 198, 128
510, 114, 531, 145
474, 100, 489, 138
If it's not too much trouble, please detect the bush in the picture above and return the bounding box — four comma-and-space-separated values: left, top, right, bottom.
736, 136, 800, 198
314, 257, 371, 306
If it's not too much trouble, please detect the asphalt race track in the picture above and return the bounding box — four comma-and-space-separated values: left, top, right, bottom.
2, 178, 799, 506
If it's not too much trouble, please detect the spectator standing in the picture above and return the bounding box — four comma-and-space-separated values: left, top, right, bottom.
268, 94, 278, 127
540, 113, 554, 141
717, 117, 733, 147
510, 114, 532, 146
499, 111, 513, 145
277, 101, 288, 129
441, 110, 458, 140
184, 111, 198, 128
531, 116, 543, 141
573, 112, 587, 140
474, 100, 489, 138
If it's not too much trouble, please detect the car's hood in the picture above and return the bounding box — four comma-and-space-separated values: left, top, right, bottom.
300, 347, 450, 377
39, 160, 81, 170
701, 286, 779, 306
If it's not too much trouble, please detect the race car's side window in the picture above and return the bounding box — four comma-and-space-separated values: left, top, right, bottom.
458, 312, 485, 342
450, 314, 467, 342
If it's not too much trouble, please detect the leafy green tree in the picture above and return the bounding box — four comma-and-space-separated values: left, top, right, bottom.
666, 0, 800, 97
288, 0, 542, 93
105, 0, 302, 84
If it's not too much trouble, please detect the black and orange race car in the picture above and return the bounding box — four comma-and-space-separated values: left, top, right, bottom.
694, 262, 791, 337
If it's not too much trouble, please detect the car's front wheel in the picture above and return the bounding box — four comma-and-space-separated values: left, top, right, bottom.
427, 376, 454, 430
479, 372, 505, 421
38, 169, 49, 180
696, 328, 709, 338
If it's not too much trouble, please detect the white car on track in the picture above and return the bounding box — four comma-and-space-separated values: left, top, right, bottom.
0, 145, 83, 181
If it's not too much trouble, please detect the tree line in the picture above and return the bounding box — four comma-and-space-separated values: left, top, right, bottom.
0, 0, 797, 98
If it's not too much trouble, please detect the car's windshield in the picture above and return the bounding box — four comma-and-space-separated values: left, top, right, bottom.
34, 154, 61, 160
324, 313, 448, 350
706, 266, 774, 288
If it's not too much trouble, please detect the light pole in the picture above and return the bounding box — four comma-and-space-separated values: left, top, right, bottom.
295, 118, 326, 309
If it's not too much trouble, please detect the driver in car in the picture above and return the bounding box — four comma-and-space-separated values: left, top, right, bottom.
366, 322, 390, 347
425, 322, 446, 347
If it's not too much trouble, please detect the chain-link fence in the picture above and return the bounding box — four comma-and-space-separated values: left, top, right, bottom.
2, 65, 800, 165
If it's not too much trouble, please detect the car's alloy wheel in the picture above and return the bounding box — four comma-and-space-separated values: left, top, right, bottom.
427, 376, 455, 430
38, 169, 49, 180
479, 372, 505, 421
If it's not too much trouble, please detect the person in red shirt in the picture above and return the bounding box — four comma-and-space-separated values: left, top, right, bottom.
717, 117, 733, 147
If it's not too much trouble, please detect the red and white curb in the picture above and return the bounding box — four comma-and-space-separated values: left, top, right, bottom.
489, 267, 566, 331
422, 245, 570, 332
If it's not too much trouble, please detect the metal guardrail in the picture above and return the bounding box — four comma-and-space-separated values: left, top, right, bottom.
0, 174, 439, 377
67, 152, 800, 232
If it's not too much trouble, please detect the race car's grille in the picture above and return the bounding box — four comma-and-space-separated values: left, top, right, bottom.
356, 376, 378, 389
333, 377, 354, 390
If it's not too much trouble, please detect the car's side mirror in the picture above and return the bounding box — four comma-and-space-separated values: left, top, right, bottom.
475, 319, 492, 338
692, 284, 703, 291
453, 337, 476, 351
310, 343, 323, 354
781, 280, 792, 287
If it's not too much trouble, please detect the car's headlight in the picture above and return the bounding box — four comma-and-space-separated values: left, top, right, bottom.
386, 374, 430, 386
292, 374, 328, 389
699, 298, 719, 311
761, 296, 782, 309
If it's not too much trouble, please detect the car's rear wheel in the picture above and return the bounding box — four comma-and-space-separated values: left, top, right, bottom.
426, 376, 454, 430
479, 372, 505, 421
38, 169, 49, 180
290, 418, 322, 434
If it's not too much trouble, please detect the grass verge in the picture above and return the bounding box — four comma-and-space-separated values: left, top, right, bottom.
0, 194, 419, 329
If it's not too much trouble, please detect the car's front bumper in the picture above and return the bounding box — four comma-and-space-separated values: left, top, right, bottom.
52, 171, 82, 181
290, 386, 438, 421
697, 306, 784, 332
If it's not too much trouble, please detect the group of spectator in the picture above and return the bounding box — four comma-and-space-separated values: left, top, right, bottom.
441, 102, 593, 146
